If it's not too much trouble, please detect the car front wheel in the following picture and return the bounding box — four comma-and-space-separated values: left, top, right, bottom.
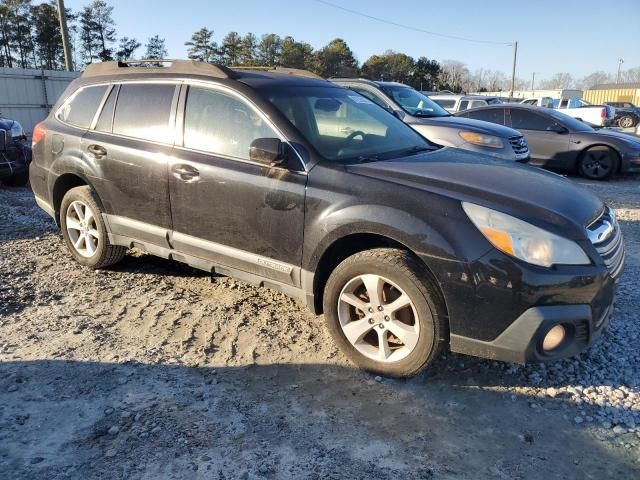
323, 248, 447, 378
60, 186, 127, 268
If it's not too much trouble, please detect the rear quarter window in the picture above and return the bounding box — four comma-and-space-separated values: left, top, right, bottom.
113, 83, 175, 143
58, 85, 108, 128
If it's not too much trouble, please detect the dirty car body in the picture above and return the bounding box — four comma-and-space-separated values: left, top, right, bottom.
30, 61, 623, 375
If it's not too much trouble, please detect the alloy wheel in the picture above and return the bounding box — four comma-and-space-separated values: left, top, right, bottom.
619, 116, 634, 129
582, 150, 613, 179
65, 200, 100, 258
337, 274, 420, 363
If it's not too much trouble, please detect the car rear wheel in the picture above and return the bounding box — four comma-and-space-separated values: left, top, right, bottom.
578, 146, 617, 180
618, 115, 637, 129
323, 248, 447, 378
60, 186, 127, 268
1, 171, 29, 187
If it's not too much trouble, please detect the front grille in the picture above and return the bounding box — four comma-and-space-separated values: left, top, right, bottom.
588, 207, 625, 280
509, 135, 529, 155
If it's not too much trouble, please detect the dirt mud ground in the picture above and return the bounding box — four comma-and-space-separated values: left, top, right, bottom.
1, 175, 639, 479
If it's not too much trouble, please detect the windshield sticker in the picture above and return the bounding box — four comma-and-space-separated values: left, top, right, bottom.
349, 95, 374, 104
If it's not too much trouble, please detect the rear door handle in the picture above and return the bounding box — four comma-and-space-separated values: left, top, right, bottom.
87, 144, 107, 158
172, 164, 200, 182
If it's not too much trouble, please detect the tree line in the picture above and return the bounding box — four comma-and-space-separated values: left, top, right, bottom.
1, 0, 637, 92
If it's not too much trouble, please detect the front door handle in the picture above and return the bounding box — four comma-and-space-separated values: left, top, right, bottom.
87, 144, 107, 158
172, 164, 200, 182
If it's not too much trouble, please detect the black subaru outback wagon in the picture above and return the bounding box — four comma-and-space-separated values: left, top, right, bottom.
31, 60, 624, 377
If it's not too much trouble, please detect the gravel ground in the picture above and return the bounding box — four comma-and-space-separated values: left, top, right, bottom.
1, 175, 639, 479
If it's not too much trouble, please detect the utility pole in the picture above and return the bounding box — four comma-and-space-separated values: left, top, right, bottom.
617, 58, 624, 84
509, 41, 518, 98
56, 0, 74, 72
531, 72, 535, 92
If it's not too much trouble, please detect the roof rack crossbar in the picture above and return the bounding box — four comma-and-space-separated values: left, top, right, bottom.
231, 66, 323, 80
82, 59, 235, 79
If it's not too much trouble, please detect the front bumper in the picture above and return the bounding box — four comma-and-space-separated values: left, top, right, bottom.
428, 246, 619, 364
0, 145, 30, 179
450, 301, 614, 364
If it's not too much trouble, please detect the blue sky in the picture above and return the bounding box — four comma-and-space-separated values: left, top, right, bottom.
61, 0, 639, 82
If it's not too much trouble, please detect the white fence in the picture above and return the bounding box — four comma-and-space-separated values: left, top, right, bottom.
0, 67, 80, 136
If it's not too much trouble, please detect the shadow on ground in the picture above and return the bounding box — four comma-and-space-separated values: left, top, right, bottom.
0, 360, 636, 480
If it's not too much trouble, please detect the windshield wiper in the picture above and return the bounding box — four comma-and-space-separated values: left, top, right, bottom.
401, 145, 432, 156
352, 155, 381, 163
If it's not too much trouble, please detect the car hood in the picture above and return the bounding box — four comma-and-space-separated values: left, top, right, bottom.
347, 148, 604, 239
408, 115, 521, 138
0, 118, 16, 130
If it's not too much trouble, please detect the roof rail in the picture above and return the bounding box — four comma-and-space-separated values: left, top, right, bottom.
231, 66, 324, 80
82, 59, 235, 79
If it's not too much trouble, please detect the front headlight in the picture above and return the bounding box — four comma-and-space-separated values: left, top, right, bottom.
459, 131, 503, 148
463, 202, 590, 267
10, 122, 24, 138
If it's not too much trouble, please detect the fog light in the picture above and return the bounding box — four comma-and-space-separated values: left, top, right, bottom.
543, 325, 566, 352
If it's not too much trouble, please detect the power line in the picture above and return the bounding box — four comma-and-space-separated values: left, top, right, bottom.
314, 0, 512, 46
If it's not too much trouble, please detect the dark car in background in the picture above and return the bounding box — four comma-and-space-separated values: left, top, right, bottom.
30, 60, 622, 377
0, 115, 31, 186
456, 104, 640, 180
330, 79, 529, 162
605, 102, 640, 129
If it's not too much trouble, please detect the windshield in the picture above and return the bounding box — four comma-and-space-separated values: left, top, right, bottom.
262, 85, 432, 163
545, 109, 594, 132
379, 85, 450, 118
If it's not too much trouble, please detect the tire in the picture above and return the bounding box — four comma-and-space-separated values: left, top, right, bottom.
617, 115, 636, 129
1, 170, 29, 187
578, 146, 617, 180
323, 248, 447, 378
60, 186, 127, 268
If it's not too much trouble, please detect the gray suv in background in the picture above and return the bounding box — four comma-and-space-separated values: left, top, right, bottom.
331, 79, 529, 162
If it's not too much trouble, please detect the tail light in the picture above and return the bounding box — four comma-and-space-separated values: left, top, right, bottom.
32, 122, 46, 146
601, 108, 606, 119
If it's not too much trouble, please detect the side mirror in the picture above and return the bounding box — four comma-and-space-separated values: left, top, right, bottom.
249, 137, 285, 166
553, 125, 569, 134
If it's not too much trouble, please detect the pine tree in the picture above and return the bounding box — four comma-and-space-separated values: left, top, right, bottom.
31, 1, 64, 69
239, 32, 257, 65
313, 38, 358, 77
257, 33, 281, 67
116, 37, 140, 61
185, 27, 217, 63
279, 36, 313, 69
145, 35, 167, 63
5, 0, 35, 68
221, 31, 242, 65
79, 1, 116, 63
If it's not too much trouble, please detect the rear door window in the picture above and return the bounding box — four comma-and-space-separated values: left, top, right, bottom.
58, 85, 108, 128
458, 100, 469, 111
509, 109, 554, 131
465, 108, 506, 125
113, 83, 175, 143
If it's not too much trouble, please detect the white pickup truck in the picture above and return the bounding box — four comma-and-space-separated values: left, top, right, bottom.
520, 97, 615, 127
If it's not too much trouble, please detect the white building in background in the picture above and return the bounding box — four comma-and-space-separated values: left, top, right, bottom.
468, 89, 583, 100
